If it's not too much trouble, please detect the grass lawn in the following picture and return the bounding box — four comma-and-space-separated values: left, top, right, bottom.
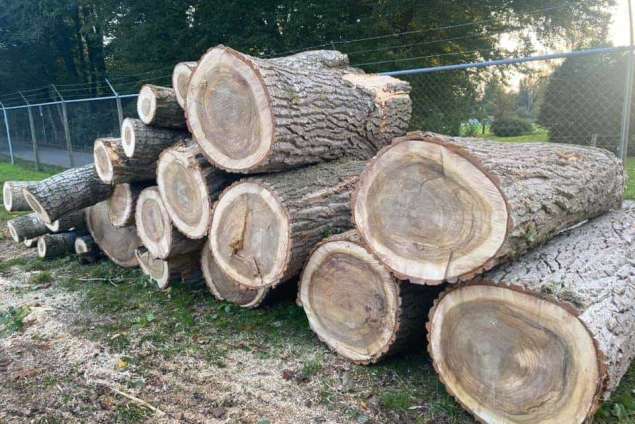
626, 157, 635, 201
0, 161, 56, 226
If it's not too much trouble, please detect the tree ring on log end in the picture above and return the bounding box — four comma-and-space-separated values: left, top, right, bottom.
3, 182, 13, 211
94, 139, 114, 184
300, 240, 399, 363
7, 222, 20, 242
136, 248, 171, 289
86, 202, 140, 267
136, 188, 173, 259
75, 237, 89, 254
209, 182, 289, 288
37, 237, 47, 258
108, 184, 134, 227
121, 118, 137, 158
157, 149, 209, 238
201, 244, 269, 308
428, 285, 600, 424
23, 190, 52, 224
173, 62, 194, 109
187, 47, 274, 172
137, 85, 157, 125
353, 139, 508, 283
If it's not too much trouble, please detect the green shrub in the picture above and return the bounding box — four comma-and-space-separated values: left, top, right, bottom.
491, 116, 533, 137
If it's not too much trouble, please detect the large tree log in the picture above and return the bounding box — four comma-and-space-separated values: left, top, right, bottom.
136, 247, 201, 290
23, 164, 113, 224
156, 141, 235, 239
121, 118, 189, 162
74, 235, 102, 264
86, 201, 141, 267
137, 84, 187, 129
427, 203, 635, 424
107, 183, 150, 228
186, 46, 411, 173
3, 181, 37, 212
201, 243, 270, 308
172, 61, 197, 109
136, 186, 204, 259
7, 213, 48, 242
45, 209, 86, 233
209, 159, 366, 289
353, 132, 625, 284
94, 137, 156, 184
37, 232, 78, 259
300, 230, 438, 364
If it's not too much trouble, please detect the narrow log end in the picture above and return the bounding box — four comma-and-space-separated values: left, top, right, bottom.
23, 189, 53, 225
135, 187, 174, 259
135, 247, 171, 289
428, 284, 601, 423
93, 138, 115, 184
44, 220, 61, 233
37, 237, 46, 258
186, 46, 273, 172
353, 137, 508, 283
121, 118, 137, 158
86, 201, 140, 267
108, 184, 135, 228
173, 62, 196, 110
3, 182, 13, 212
7, 221, 20, 242
23, 238, 37, 248
74, 237, 90, 254
137, 85, 157, 125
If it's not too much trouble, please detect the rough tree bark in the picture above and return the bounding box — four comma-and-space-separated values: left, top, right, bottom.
107, 183, 148, 228
427, 202, 635, 424
23, 238, 37, 248
137, 84, 187, 130
172, 61, 197, 109
86, 201, 141, 268
135, 186, 204, 259
7, 213, 49, 242
135, 247, 202, 290
300, 230, 439, 364
121, 118, 189, 162
3, 181, 37, 212
201, 243, 270, 308
23, 164, 113, 224
209, 159, 366, 289
38, 232, 78, 259
187, 46, 411, 173
353, 131, 625, 284
74, 235, 102, 264
157, 141, 235, 239
45, 209, 86, 233
94, 137, 156, 184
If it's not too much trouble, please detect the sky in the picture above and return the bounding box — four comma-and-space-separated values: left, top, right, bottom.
610, 0, 632, 46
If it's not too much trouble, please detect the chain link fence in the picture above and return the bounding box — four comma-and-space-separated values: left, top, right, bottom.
0, 46, 632, 169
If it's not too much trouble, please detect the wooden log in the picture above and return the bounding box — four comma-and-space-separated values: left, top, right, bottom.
86, 201, 141, 268
23, 238, 37, 248
45, 209, 86, 233
135, 247, 201, 290
427, 202, 635, 424
74, 235, 102, 264
186, 46, 411, 173
201, 243, 269, 308
3, 181, 37, 212
172, 61, 197, 110
37, 232, 78, 259
353, 131, 625, 284
156, 141, 235, 239
23, 164, 113, 224
135, 186, 204, 259
7, 213, 48, 242
107, 183, 148, 228
121, 118, 189, 162
209, 159, 366, 289
94, 137, 156, 184
137, 84, 187, 129
299, 230, 437, 364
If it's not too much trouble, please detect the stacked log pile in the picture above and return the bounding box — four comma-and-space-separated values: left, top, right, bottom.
2, 45, 633, 423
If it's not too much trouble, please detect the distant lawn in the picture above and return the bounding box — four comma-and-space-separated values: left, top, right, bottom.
627, 157, 635, 201
0, 162, 55, 226
479, 127, 549, 143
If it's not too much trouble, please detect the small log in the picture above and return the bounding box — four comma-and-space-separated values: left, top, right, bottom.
121, 118, 188, 161
186, 46, 411, 173
23, 164, 113, 224
353, 131, 625, 284
107, 183, 148, 228
3, 181, 37, 212
427, 203, 635, 424
135, 186, 204, 259
209, 159, 366, 289
7, 213, 48, 242
94, 137, 155, 184
172, 61, 197, 109
86, 201, 142, 267
135, 247, 201, 290
300, 230, 437, 364
201, 243, 269, 309
37, 232, 78, 259
137, 84, 187, 129
156, 141, 235, 239
23, 238, 37, 248
74, 235, 102, 264
45, 209, 86, 233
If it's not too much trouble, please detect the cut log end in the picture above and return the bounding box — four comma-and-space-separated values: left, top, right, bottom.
300, 237, 401, 363
3, 181, 37, 212
187, 47, 273, 172
173, 62, 196, 109
23, 190, 52, 224
428, 284, 600, 424
353, 138, 508, 283
121, 118, 137, 158
201, 244, 269, 308
86, 201, 141, 267
7, 221, 20, 242
2, 182, 12, 211
137, 85, 158, 125
108, 184, 137, 227
135, 248, 172, 290
93, 138, 116, 184
210, 182, 289, 288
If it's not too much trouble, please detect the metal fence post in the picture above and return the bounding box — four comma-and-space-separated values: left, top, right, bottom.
0, 101, 15, 164
620, 0, 634, 161
51, 84, 75, 167
19, 91, 40, 170
105, 78, 124, 130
